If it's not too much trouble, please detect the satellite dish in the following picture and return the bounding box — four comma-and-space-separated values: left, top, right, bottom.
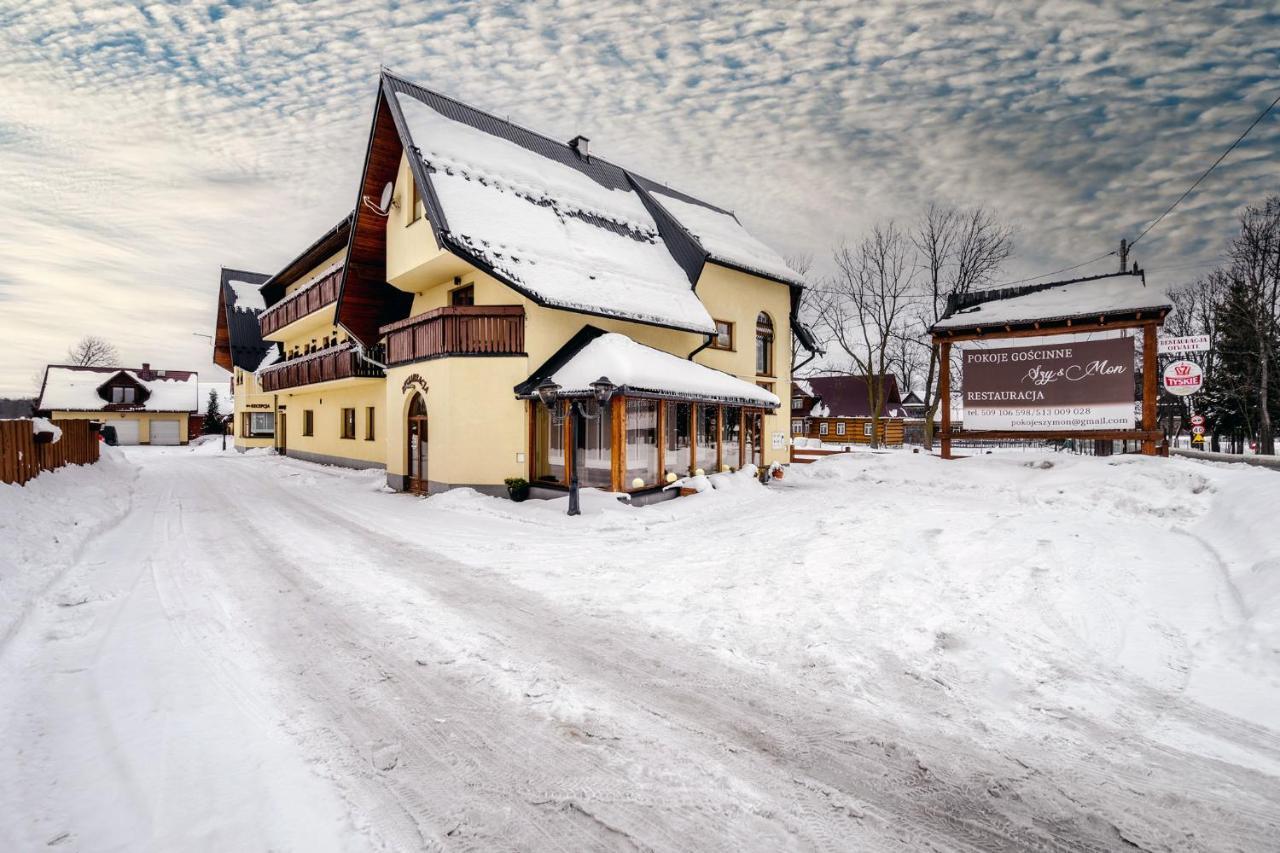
361, 181, 398, 217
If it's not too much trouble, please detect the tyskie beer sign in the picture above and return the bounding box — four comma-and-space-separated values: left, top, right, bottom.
962, 337, 1135, 431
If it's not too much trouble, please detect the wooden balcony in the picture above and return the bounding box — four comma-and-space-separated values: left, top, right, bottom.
258, 270, 342, 338
380, 305, 525, 366
258, 343, 384, 392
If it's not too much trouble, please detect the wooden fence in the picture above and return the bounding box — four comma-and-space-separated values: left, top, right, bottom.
0, 419, 101, 485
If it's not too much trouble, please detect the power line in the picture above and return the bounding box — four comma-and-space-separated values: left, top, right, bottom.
989, 250, 1117, 288
1130, 90, 1280, 248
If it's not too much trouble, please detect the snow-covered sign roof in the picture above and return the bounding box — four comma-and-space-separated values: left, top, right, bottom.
519, 328, 779, 408
38, 366, 200, 413
650, 190, 804, 285
932, 272, 1173, 332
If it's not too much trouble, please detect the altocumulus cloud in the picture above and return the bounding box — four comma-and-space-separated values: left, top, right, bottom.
0, 0, 1275, 393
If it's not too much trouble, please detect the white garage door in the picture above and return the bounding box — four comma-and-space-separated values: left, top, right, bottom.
113, 420, 140, 445
149, 420, 181, 445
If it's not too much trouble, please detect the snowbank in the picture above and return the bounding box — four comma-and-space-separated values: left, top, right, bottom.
0, 448, 136, 642
30, 417, 62, 442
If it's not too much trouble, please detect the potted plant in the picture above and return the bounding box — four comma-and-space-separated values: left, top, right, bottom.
504, 477, 530, 502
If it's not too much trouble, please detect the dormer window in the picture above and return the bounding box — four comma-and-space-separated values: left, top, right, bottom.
112, 387, 135, 404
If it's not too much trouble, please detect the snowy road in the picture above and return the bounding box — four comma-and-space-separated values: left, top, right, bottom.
2, 447, 1279, 851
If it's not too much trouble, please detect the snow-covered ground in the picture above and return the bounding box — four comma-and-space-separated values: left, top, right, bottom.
1, 444, 1278, 850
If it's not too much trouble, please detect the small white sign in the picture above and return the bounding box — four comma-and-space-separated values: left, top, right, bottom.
1158, 334, 1210, 354
1163, 360, 1204, 396
1191, 425, 1206, 436
771, 432, 785, 450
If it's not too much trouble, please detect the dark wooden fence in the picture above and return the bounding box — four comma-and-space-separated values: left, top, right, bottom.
0, 419, 101, 485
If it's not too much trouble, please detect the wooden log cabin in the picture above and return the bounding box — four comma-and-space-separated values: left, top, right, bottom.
212, 68, 822, 499
790, 376, 907, 446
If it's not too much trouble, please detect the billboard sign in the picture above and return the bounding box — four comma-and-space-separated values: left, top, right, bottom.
962, 337, 1136, 431
1157, 334, 1211, 355
1162, 360, 1203, 396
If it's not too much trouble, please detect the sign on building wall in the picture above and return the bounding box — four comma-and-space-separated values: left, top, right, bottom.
962, 337, 1135, 431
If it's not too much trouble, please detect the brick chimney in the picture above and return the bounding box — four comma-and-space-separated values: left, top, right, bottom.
139, 362, 152, 380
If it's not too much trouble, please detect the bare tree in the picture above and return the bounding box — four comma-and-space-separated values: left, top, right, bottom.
814, 223, 917, 447
1226, 198, 1280, 453
66, 335, 120, 367
910, 205, 1014, 447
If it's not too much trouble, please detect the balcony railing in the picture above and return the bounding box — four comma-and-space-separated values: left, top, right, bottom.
258, 269, 342, 337
258, 342, 384, 392
380, 305, 525, 366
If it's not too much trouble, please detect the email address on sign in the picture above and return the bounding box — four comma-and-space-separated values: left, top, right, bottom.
1009, 416, 1133, 428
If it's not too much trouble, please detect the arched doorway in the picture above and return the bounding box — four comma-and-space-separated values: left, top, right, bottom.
407, 393, 428, 494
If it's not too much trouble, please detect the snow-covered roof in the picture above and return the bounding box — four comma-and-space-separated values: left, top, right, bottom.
793, 378, 814, 397
534, 331, 779, 408
651, 191, 804, 285
227, 278, 266, 312
933, 273, 1172, 331
256, 345, 282, 372
38, 366, 200, 413
396, 94, 715, 334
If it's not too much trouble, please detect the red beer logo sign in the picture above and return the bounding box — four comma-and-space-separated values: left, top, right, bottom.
1163, 360, 1203, 396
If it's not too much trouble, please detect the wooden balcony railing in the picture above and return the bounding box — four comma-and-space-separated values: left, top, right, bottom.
258, 269, 342, 337
380, 305, 525, 366
258, 343, 384, 392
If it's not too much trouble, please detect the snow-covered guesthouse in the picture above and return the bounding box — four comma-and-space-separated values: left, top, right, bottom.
790, 376, 907, 446
35, 364, 199, 445
215, 68, 819, 497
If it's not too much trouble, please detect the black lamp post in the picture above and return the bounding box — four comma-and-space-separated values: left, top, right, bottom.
535, 376, 617, 516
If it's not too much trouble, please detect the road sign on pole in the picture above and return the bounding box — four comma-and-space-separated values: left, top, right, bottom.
1191, 425, 1206, 436
1158, 335, 1211, 355
1190, 414, 1205, 427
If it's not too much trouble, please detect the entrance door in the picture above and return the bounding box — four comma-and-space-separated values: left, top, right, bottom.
278, 413, 287, 455
407, 395, 428, 494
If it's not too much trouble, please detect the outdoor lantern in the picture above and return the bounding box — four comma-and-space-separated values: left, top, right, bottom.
695, 468, 705, 476
534, 379, 561, 407
665, 471, 677, 484
631, 477, 644, 489
589, 376, 616, 406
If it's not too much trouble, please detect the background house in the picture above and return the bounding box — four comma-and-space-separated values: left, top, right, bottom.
790, 375, 906, 445
36, 364, 199, 445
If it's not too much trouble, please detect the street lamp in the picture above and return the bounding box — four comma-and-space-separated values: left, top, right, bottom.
535, 376, 617, 516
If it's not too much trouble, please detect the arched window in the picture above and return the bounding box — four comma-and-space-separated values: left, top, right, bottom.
755, 312, 774, 376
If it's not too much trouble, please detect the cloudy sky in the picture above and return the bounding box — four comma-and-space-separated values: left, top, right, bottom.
0, 1, 1276, 395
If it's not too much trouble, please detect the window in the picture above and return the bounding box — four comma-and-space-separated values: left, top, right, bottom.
757, 381, 774, 395
710, 320, 734, 350
365, 407, 376, 441
836, 422, 846, 436
695, 404, 719, 473
864, 422, 873, 437
242, 412, 275, 437
664, 402, 692, 477
792, 397, 803, 410
111, 386, 136, 404
721, 406, 741, 471
532, 401, 566, 484
745, 410, 763, 469
302, 409, 314, 437
819, 422, 829, 436
575, 399, 612, 488
755, 312, 774, 375
792, 418, 804, 434
450, 284, 475, 306
409, 176, 423, 224
341, 408, 356, 439
624, 399, 660, 489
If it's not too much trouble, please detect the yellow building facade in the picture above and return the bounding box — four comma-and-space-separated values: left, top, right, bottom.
221, 69, 815, 500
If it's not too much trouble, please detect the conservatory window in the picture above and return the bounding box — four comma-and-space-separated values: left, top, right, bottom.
625, 398, 660, 489
665, 401, 692, 477
721, 406, 741, 470
575, 399, 612, 488
745, 410, 763, 468
695, 404, 719, 473
532, 400, 565, 484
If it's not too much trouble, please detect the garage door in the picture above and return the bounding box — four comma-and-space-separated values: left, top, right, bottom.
113, 419, 140, 445
149, 420, 181, 445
